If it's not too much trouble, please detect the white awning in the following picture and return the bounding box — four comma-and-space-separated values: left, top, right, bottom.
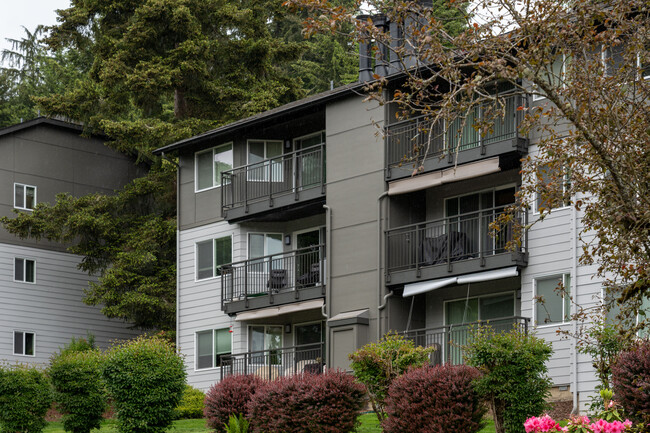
402, 266, 519, 297
388, 157, 501, 196
235, 299, 324, 321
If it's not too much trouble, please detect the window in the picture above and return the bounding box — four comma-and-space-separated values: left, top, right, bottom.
14, 331, 35, 356
249, 325, 283, 365
535, 164, 571, 212
247, 140, 283, 182
249, 233, 283, 260
196, 236, 232, 280
196, 328, 231, 369
195, 143, 233, 191
535, 274, 571, 326
14, 258, 35, 283
533, 54, 566, 101
14, 183, 36, 210
445, 293, 516, 325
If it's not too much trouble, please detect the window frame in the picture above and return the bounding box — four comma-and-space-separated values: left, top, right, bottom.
246, 139, 284, 182
532, 54, 566, 102
247, 324, 284, 365
195, 235, 233, 281
14, 183, 37, 211
13, 330, 35, 356
443, 291, 517, 326
534, 164, 571, 214
194, 142, 233, 192
14, 257, 36, 284
194, 328, 232, 371
534, 273, 572, 328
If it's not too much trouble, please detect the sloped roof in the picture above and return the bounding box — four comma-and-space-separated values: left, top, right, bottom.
0, 117, 91, 138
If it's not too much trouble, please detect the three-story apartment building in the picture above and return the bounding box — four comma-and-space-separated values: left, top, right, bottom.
155, 29, 638, 413
0, 117, 143, 364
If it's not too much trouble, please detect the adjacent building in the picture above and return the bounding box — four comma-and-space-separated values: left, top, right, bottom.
0, 117, 143, 364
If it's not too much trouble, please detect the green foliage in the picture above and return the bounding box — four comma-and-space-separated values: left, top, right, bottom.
464, 327, 553, 433
348, 333, 433, 422
223, 415, 248, 433
0, 364, 53, 433
57, 334, 96, 357
173, 386, 204, 420
102, 336, 186, 433
49, 349, 106, 433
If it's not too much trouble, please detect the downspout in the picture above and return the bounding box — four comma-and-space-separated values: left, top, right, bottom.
323, 204, 332, 366
571, 196, 579, 414
377, 191, 390, 340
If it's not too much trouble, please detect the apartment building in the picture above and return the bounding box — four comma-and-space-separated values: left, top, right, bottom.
0, 117, 143, 364
154, 36, 630, 414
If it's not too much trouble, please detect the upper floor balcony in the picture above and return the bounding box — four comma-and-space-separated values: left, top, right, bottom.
221, 244, 326, 315
385, 93, 528, 181
385, 205, 528, 286
221, 143, 326, 222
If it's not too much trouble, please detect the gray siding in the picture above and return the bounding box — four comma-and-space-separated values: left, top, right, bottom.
0, 243, 140, 365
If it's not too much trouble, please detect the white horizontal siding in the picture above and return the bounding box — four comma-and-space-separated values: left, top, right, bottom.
0, 243, 140, 366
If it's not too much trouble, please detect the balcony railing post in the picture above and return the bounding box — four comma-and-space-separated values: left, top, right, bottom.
244, 261, 248, 302
244, 167, 248, 213
320, 145, 325, 194
268, 161, 273, 206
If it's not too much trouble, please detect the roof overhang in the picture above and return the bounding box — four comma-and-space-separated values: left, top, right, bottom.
234, 299, 324, 321
403, 266, 519, 297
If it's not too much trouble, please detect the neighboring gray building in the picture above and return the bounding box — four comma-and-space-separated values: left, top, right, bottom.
0, 117, 142, 365
155, 52, 626, 414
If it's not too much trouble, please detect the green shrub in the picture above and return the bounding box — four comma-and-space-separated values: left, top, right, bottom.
0, 364, 53, 433
49, 349, 105, 433
464, 326, 553, 433
348, 333, 433, 421
102, 336, 186, 433
173, 385, 204, 420
57, 334, 96, 356
223, 415, 249, 433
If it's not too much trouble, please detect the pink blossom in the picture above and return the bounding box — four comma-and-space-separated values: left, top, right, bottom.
524, 415, 562, 433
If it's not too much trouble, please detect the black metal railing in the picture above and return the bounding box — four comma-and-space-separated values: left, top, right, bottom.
221, 245, 325, 307
385, 93, 526, 169
221, 143, 325, 211
219, 342, 325, 380
402, 316, 530, 365
386, 205, 525, 274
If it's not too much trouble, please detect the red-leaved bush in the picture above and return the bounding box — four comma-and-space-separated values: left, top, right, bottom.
247, 370, 365, 433
612, 339, 650, 426
383, 364, 486, 433
204, 374, 264, 431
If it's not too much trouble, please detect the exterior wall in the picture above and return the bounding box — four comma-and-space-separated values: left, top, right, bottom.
325, 95, 385, 369
0, 121, 145, 364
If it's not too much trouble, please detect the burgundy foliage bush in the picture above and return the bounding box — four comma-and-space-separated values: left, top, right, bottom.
247, 370, 365, 433
612, 339, 650, 426
203, 374, 264, 431
383, 364, 486, 433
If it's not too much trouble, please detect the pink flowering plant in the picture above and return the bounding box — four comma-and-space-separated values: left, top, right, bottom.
524, 414, 563, 433
525, 415, 634, 433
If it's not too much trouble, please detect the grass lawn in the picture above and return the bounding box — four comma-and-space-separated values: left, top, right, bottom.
43, 415, 496, 433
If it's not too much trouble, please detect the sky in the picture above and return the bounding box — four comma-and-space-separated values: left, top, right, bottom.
0, 0, 71, 62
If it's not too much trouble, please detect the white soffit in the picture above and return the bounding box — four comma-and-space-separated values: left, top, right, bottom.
388, 157, 501, 196
235, 298, 324, 321
402, 266, 519, 297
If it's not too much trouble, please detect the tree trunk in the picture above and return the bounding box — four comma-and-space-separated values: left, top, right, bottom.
174, 88, 188, 119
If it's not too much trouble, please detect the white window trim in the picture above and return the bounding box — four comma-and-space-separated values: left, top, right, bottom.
293, 131, 326, 149
194, 328, 233, 371
13, 183, 37, 211
247, 324, 284, 359
13, 330, 36, 357
534, 273, 572, 328
532, 54, 566, 102
533, 166, 571, 215
194, 235, 233, 282
13, 257, 36, 284
246, 139, 284, 182
194, 142, 233, 193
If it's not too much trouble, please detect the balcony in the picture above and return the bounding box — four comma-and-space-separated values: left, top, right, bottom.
221, 245, 326, 314
219, 342, 325, 380
401, 316, 530, 365
385, 206, 528, 286
221, 144, 326, 222
385, 93, 528, 181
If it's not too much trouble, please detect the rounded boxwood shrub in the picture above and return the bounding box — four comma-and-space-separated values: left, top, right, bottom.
102, 336, 186, 433
383, 364, 485, 433
0, 364, 53, 433
247, 370, 365, 433
204, 374, 264, 431
612, 339, 650, 426
173, 385, 205, 420
49, 349, 106, 433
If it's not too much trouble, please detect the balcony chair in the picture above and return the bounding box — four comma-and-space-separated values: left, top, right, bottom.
267, 269, 288, 292
421, 231, 474, 265
296, 262, 320, 287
